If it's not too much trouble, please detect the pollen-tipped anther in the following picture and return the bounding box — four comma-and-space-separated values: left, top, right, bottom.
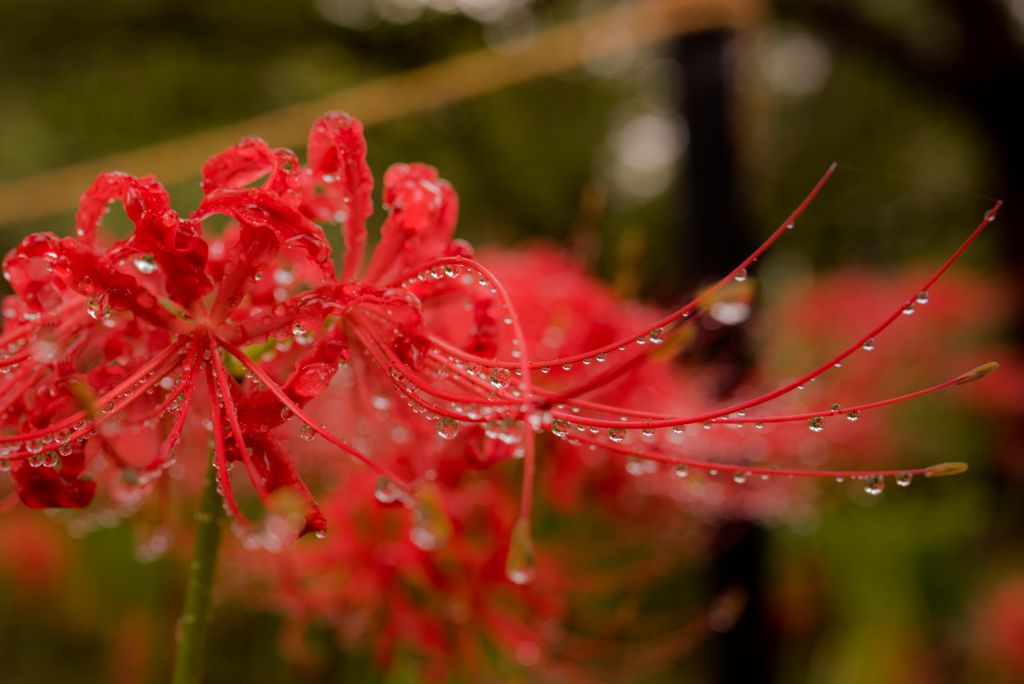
924, 462, 969, 478
955, 362, 1000, 385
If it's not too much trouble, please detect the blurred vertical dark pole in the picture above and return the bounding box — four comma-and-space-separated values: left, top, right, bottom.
674, 30, 776, 684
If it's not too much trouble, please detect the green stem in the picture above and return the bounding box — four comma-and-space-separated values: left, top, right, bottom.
172, 457, 225, 684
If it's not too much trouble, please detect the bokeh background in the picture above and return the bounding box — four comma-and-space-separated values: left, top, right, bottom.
0, 0, 1022, 682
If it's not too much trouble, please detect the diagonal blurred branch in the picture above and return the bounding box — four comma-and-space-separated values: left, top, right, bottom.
0, 0, 765, 228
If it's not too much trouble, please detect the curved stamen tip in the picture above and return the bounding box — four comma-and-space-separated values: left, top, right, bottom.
924, 462, 969, 478
955, 361, 1000, 385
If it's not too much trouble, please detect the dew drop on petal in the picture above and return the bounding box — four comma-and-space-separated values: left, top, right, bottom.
506, 518, 536, 585
87, 293, 110, 320
133, 255, 157, 274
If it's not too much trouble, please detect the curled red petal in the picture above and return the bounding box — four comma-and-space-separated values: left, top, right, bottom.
248, 436, 327, 537
303, 112, 374, 280
2, 233, 67, 314
201, 136, 303, 205
364, 163, 459, 284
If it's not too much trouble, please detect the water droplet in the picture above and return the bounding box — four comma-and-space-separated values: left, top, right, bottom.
734, 268, 748, 282
87, 293, 110, 320
582, 357, 592, 365
896, 473, 913, 487
561, 363, 573, 371
808, 416, 825, 432
846, 411, 860, 422
836, 476, 844, 483
374, 477, 402, 504
437, 417, 459, 440
915, 291, 929, 305
315, 530, 328, 539
902, 303, 915, 315
551, 419, 570, 438
703, 422, 712, 430
133, 254, 157, 274
596, 353, 607, 362
540, 366, 550, 374
733, 471, 748, 484
648, 328, 665, 344
673, 424, 685, 434
506, 518, 536, 585
608, 427, 626, 442
254, 271, 262, 281
830, 403, 841, 412
489, 367, 511, 391
642, 424, 656, 437
863, 338, 875, 351
300, 424, 316, 441
864, 475, 884, 495
281, 407, 293, 420
444, 264, 461, 278
674, 464, 689, 478
410, 483, 452, 551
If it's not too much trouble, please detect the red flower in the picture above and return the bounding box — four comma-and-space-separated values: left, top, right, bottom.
0, 113, 1001, 562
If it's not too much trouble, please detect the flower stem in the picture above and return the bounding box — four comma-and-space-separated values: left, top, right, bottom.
172, 457, 225, 684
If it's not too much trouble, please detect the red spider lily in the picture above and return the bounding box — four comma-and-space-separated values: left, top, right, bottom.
0, 112, 1001, 568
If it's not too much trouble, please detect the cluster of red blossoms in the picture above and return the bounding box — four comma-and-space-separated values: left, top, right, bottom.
0, 112, 1001, 582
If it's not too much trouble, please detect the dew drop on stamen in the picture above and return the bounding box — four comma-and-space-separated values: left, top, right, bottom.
300, 425, 316, 441
608, 427, 626, 443
489, 367, 511, 391
863, 338, 875, 351
846, 411, 860, 421
916, 291, 930, 305
437, 417, 459, 439
551, 419, 570, 438
703, 422, 712, 430
836, 476, 844, 483
864, 475, 885, 495
444, 264, 460, 278
673, 424, 685, 434
642, 424, 656, 437
896, 473, 913, 487
734, 268, 748, 282
635, 336, 647, 345
674, 464, 689, 478
582, 357, 592, 365
506, 518, 536, 585
830, 403, 841, 412
596, 353, 607, 362
540, 366, 550, 374
902, 303, 915, 315
562, 363, 572, 371
374, 477, 401, 504
755, 422, 764, 429
733, 471, 748, 484
648, 328, 664, 344
808, 416, 825, 432
133, 255, 157, 274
